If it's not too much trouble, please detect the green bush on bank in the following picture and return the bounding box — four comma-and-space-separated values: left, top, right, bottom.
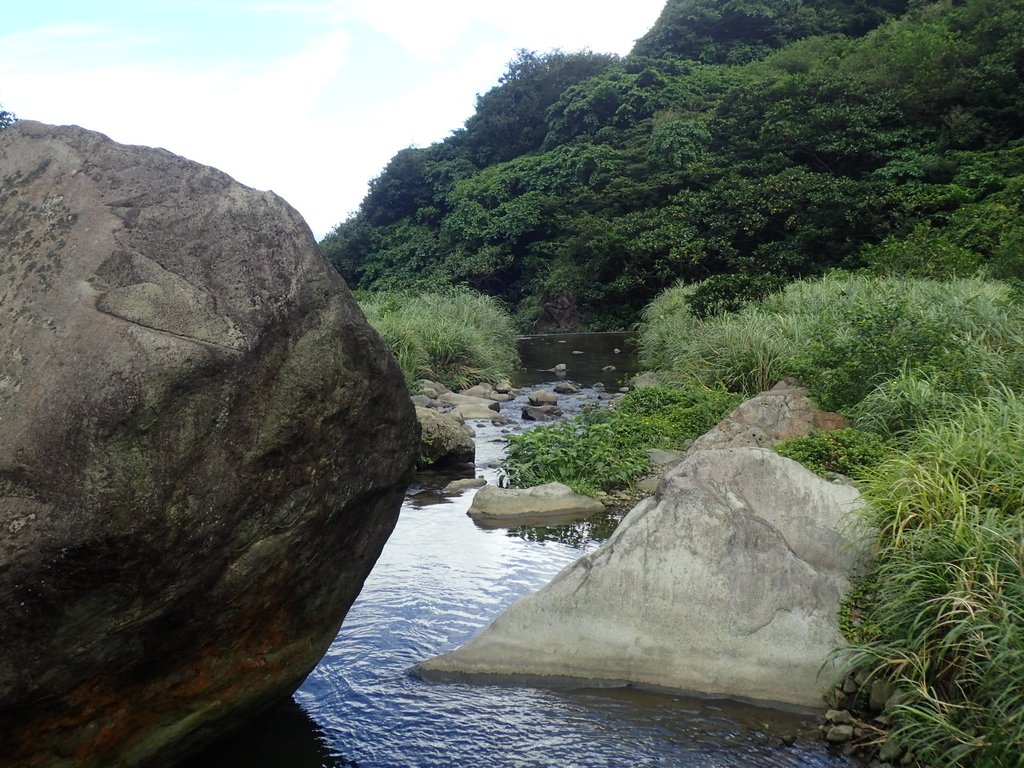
774, 428, 890, 480
503, 386, 740, 497
639, 273, 1024, 413
357, 288, 519, 391
842, 390, 1024, 766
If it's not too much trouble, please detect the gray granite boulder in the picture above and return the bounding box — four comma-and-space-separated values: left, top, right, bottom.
0, 122, 416, 767
421, 448, 866, 707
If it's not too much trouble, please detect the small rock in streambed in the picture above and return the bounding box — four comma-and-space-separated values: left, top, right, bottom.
825, 725, 855, 743
572, 350, 584, 355
825, 709, 854, 725
522, 405, 562, 421
553, 382, 580, 395
528, 390, 559, 406
603, 365, 616, 372
443, 477, 487, 493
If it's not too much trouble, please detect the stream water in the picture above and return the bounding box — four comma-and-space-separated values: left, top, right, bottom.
185, 334, 856, 768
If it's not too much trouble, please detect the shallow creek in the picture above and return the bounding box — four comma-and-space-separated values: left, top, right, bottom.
185, 334, 855, 768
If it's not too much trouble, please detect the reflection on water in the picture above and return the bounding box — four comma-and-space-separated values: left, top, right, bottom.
505, 507, 626, 547
180, 699, 344, 768
514, 332, 641, 389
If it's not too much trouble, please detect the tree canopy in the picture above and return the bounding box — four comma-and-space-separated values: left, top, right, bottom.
322, 0, 1024, 330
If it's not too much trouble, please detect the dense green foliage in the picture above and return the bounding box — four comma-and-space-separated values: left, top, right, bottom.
640, 273, 1024, 764
842, 388, 1024, 766
639, 273, 1024, 412
323, 0, 1024, 330
503, 386, 740, 496
356, 288, 518, 390
774, 428, 890, 479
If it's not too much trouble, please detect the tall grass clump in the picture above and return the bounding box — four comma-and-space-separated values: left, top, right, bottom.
639, 274, 1024, 411
837, 388, 1024, 765
357, 288, 519, 390
860, 388, 1024, 546
839, 513, 1024, 767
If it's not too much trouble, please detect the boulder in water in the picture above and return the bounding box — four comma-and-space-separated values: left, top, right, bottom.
0, 122, 417, 767
420, 448, 866, 707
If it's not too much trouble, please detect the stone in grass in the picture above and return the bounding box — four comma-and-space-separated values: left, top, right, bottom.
826, 725, 855, 743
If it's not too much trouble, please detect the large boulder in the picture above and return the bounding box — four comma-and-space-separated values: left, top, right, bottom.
415, 406, 474, 469
0, 122, 417, 767
687, 379, 847, 454
420, 448, 866, 707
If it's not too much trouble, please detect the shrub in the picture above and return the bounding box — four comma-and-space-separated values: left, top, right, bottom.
774, 428, 891, 479
860, 387, 1024, 546
358, 288, 519, 390
503, 386, 740, 496
836, 388, 1024, 764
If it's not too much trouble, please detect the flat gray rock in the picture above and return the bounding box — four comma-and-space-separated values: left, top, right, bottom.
467, 482, 603, 527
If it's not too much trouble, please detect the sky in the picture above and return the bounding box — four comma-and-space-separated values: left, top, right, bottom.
0, 1, 666, 239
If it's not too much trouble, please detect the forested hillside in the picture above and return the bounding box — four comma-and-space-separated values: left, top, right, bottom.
322, 0, 1024, 330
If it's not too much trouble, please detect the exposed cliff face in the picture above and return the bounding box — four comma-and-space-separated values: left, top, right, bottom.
0, 121, 418, 767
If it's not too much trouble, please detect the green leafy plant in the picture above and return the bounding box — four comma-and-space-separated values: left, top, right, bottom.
504, 386, 740, 496
774, 428, 891, 479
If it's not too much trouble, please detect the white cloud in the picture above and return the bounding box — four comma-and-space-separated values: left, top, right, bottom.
0, 2, 666, 237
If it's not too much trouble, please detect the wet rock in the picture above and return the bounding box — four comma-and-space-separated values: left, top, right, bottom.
443, 477, 488, 493
878, 738, 904, 762
466, 482, 603, 527
572, 350, 584, 355
461, 383, 495, 399
870, 680, 896, 712
826, 725, 855, 743
418, 378, 451, 396
528, 390, 559, 406
419, 448, 867, 707
603, 365, 616, 372
452, 403, 506, 421
553, 382, 580, 395
416, 407, 475, 469
522, 405, 563, 421
0, 122, 416, 768
826, 709, 855, 725
439, 393, 501, 412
